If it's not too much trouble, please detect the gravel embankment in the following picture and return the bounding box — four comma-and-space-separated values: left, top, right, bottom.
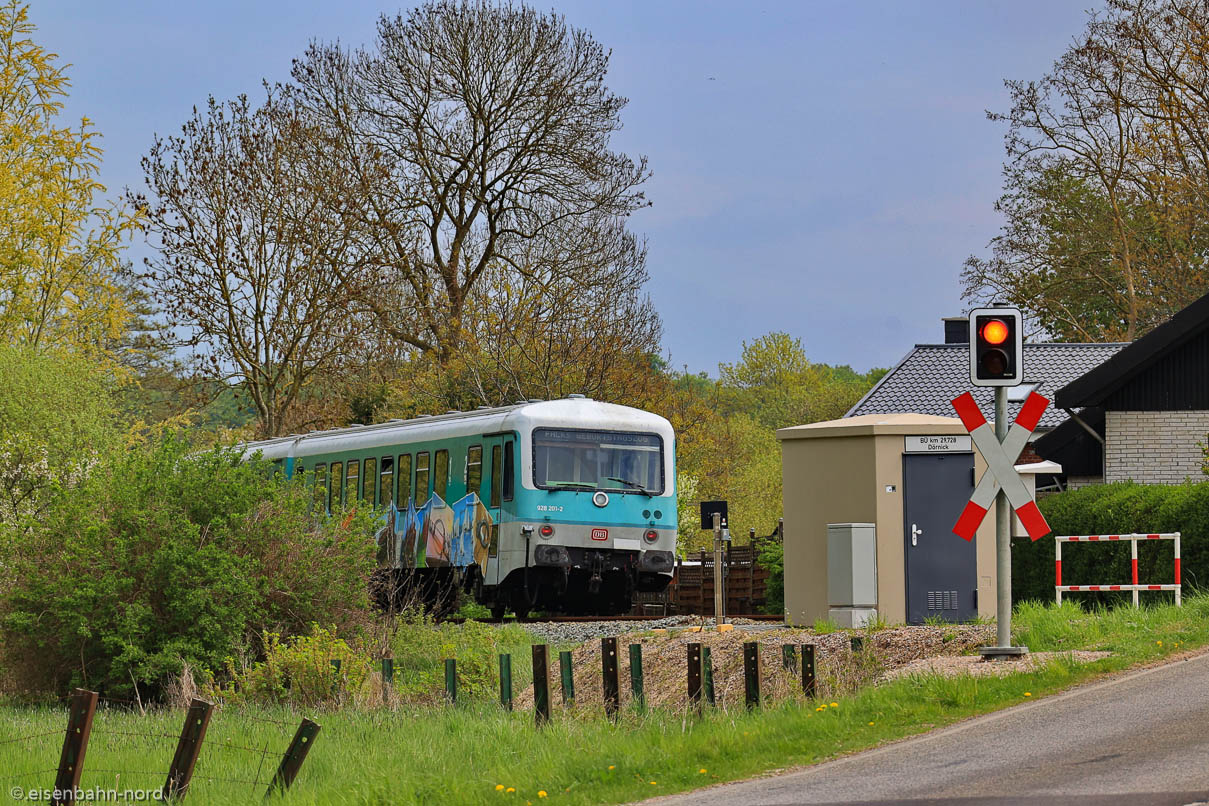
516, 616, 769, 645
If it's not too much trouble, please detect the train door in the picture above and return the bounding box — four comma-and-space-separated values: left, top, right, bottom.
479, 434, 516, 589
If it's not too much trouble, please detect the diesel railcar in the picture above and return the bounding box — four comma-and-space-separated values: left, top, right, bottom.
242, 396, 677, 617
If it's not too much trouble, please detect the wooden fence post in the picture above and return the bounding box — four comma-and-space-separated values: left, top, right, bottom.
687, 643, 702, 708
743, 642, 761, 709
533, 645, 551, 727
559, 650, 575, 705
801, 644, 816, 699
444, 658, 457, 704
53, 688, 97, 806
162, 698, 213, 802
601, 637, 620, 718
499, 653, 513, 711
703, 646, 716, 706
265, 718, 320, 797
629, 644, 644, 709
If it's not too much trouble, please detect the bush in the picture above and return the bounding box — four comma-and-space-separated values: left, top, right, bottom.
0, 437, 377, 698
207, 625, 375, 708
1014, 481, 1202, 605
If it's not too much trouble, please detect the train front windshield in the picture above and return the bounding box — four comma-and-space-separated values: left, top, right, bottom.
533, 428, 664, 494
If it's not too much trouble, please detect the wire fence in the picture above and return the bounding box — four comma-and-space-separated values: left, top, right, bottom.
0, 692, 319, 804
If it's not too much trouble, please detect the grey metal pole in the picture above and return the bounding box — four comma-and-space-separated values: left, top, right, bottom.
713, 512, 723, 626
994, 385, 1012, 649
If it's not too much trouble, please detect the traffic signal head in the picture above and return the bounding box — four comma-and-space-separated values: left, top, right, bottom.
968, 307, 1023, 386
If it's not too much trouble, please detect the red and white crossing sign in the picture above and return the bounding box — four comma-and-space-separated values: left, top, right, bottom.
950, 390, 1051, 542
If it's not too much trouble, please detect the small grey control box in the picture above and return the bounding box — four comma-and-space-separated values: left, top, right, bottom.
827, 523, 877, 608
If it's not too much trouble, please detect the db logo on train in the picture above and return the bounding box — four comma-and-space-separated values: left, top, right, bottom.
591, 528, 609, 541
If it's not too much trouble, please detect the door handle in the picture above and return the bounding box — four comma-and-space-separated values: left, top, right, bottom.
911, 523, 923, 546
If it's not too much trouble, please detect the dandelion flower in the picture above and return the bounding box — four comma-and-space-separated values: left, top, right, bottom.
698, 768, 707, 774
1023, 692, 1031, 697
538, 792, 547, 798
829, 702, 838, 708
1157, 640, 1163, 646
650, 781, 658, 786
506, 788, 516, 794
607, 765, 615, 771
496, 785, 505, 792
868, 721, 875, 726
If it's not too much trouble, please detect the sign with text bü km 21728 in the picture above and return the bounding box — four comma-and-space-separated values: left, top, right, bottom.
950, 390, 1051, 541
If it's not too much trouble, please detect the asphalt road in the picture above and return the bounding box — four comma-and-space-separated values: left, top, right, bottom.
646, 651, 1209, 806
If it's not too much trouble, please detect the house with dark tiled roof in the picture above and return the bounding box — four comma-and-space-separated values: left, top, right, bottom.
1037, 289, 1209, 485
846, 317, 1126, 484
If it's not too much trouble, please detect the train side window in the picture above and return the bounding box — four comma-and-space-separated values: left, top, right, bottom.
503, 441, 514, 501
490, 445, 502, 508
380, 456, 394, 509
363, 458, 376, 507
313, 464, 327, 510
330, 461, 343, 511
415, 452, 430, 503
434, 449, 449, 500
466, 445, 483, 497
398, 454, 412, 508
346, 460, 360, 506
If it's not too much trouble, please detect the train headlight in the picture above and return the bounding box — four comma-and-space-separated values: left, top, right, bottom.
539, 524, 555, 539
643, 529, 658, 544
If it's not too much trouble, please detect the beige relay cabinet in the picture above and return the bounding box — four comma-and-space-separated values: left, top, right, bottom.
777, 413, 1000, 626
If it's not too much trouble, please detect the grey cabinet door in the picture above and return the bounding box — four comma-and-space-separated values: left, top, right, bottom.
903, 453, 977, 623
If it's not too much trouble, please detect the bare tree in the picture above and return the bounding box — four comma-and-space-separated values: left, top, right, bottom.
290, 0, 654, 365
964, 0, 1209, 341
136, 89, 372, 436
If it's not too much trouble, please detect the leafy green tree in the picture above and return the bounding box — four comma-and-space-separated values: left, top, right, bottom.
965, 0, 1209, 341
670, 333, 884, 551
0, 1, 142, 359
0, 345, 121, 528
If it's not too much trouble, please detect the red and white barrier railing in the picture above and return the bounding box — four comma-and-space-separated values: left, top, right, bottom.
1055, 533, 1181, 607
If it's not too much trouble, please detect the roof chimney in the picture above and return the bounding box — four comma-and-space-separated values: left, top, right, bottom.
943, 317, 969, 344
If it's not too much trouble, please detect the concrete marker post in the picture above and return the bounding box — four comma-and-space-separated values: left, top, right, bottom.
628, 644, 644, 709
499, 653, 513, 711
743, 642, 761, 709
559, 650, 575, 705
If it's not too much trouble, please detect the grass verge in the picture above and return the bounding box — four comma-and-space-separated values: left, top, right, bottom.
3, 596, 1207, 805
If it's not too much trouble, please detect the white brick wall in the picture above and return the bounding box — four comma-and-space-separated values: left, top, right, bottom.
1106, 410, 1209, 484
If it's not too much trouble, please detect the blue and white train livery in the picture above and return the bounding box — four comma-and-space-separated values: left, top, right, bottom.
241, 395, 677, 616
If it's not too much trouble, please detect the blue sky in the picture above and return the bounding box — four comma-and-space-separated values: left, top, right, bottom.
32, 1, 1092, 375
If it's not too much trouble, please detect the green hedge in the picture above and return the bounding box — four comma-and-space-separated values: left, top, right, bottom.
1012, 482, 1209, 605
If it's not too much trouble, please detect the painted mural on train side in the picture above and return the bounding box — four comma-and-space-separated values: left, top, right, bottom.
375, 493, 494, 569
